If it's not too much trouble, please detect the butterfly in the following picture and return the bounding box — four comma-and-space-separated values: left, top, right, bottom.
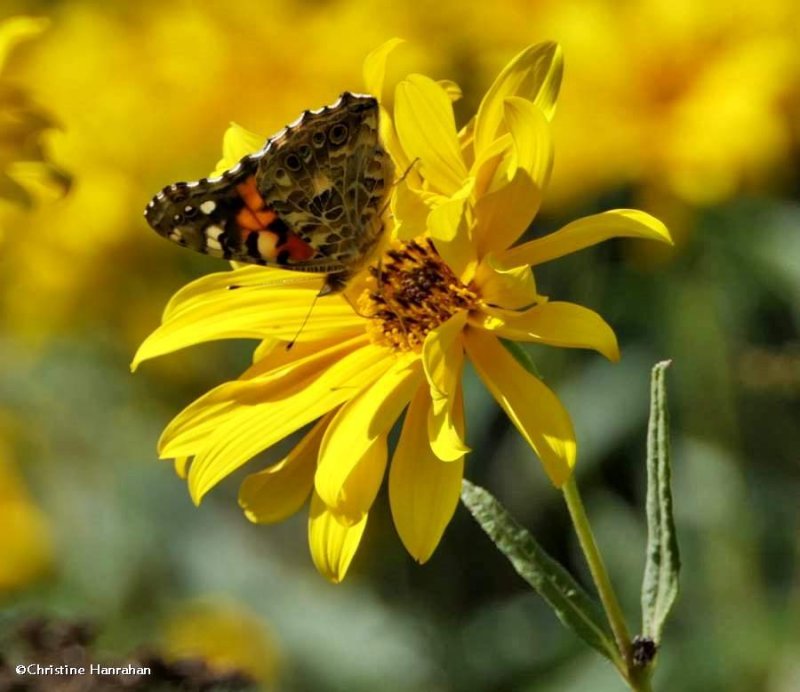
144, 92, 395, 295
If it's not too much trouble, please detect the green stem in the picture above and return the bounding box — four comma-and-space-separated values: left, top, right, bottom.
562, 476, 652, 691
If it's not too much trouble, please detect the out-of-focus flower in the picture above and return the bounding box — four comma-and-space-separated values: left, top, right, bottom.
0, 1, 428, 340
0, 441, 53, 594
134, 41, 670, 582
2, 0, 797, 337
527, 0, 800, 208
1, 617, 257, 690
161, 599, 280, 686
0, 16, 68, 211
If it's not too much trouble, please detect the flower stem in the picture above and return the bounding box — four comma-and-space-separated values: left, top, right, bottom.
562, 475, 652, 691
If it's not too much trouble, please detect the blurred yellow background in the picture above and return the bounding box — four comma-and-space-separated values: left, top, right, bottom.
1, 1, 798, 690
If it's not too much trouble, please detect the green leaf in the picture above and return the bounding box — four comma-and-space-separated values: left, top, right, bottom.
500, 338, 543, 379
461, 479, 619, 663
641, 360, 680, 643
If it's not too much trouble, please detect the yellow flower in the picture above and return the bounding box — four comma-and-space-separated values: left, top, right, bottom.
0, 1, 415, 341
161, 598, 280, 685
134, 41, 671, 582
529, 0, 800, 207
0, 440, 53, 594
0, 16, 68, 209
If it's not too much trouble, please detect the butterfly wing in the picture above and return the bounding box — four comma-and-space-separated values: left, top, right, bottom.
256, 92, 393, 278
144, 157, 322, 269
144, 92, 393, 286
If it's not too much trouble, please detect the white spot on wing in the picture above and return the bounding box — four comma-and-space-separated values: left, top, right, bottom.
257, 231, 279, 259
200, 200, 216, 214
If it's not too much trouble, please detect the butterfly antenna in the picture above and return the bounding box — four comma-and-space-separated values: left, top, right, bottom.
286, 290, 321, 351
376, 158, 421, 220
226, 275, 323, 291
396, 157, 420, 186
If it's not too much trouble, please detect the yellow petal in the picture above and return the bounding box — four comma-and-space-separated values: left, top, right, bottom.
308, 491, 367, 583
161, 265, 317, 320
471, 98, 551, 225
504, 97, 553, 191
174, 457, 192, 479
473, 302, 620, 362
464, 329, 575, 486
380, 105, 417, 185
252, 339, 279, 364
390, 386, 464, 563
473, 42, 563, 159
159, 335, 369, 459
474, 169, 541, 259
316, 354, 422, 515
459, 115, 476, 169
427, 177, 477, 281
132, 267, 362, 371
0, 16, 49, 71
238, 415, 331, 524
186, 344, 392, 504
363, 41, 417, 183
428, 403, 470, 463
242, 336, 350, 383
363, 37, 405, 105
392, 179, 430, 241
214, 123, 265, 175
422, 311, 466, 405
437, 79, 462, 102
471, 132, 512, 198
498, 210, 673, 268
324, 435, 388, 525
422, 313, 469, 461
473, 254, 539, 310
395, 74, 468, 195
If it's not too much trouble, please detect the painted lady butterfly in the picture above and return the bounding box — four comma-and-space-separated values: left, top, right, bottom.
144, 92, 394, 295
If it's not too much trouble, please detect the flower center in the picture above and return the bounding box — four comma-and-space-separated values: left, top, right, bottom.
359, 238, 478, 351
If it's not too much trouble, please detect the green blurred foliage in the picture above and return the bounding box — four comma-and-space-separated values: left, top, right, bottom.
1, 0, 798, 690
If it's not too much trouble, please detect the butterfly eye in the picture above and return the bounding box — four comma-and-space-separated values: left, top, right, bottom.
311, 131, 326, 147
299, 145, 312, 161
329, 123, 348, 145
285, 153, 302, 171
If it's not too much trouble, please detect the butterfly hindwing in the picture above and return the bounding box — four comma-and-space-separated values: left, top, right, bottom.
256, 93, 392, 276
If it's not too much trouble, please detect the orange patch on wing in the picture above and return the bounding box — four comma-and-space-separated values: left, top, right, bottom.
236, 176, 265, 211
236, 207, 278, 232
236, 207, 263, 231
279, 232, 316, 262
254, 209, 277, 226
